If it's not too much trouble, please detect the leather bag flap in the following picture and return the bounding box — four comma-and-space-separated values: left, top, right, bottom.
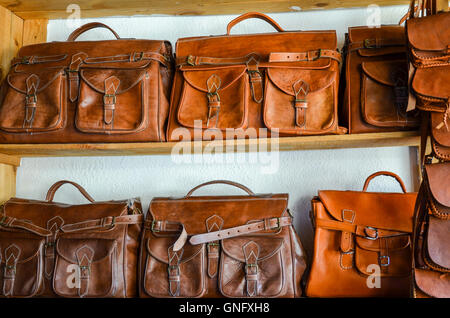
221, 237, 283, 263
412, 65, 450, 100
0, 236, 44, 265
426, 216, 450, 270
146, 237, 203, 264
318, 190, 416, 233
407, 13, 450, 51
431, 112, 450, 149
80, 68, 148, 95
361, 60, 405, 87
6, 69, 64, 94
425, 163, 450, 209
415, 268, 450, 298
55, 238, 116, 264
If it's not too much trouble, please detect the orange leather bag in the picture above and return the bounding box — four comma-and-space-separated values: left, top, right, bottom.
167, 12, 345, 141
139, 180, 306, 298
0, 22, 173, 143
0, 180, 143, 298
341, 26, 420, 133
306, 172, 417, 297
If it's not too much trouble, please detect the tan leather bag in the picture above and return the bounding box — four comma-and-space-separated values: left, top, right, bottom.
167, 12, 345, 141
0, 22, 173, 143
405, 1, 450, 161
306, 172, 417, 297
341, 26, 420, 134
0, 180, 143, 298
413, 163, 450, 298
139, 180, 306, 298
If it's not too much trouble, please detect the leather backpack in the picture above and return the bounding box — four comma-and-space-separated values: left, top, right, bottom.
0, 180, 143, 298
0, 22, 173, 143
167, 12, 346, 141
139, 180, 306, 298
341, 26, 420, 133
306, 172, 417, 297
405, 0, 450, 161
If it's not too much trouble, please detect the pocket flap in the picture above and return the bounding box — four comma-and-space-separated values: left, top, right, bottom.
222, 237, 283, 263
181, 65, 247, 93
7, 70, 64, 94
425, 163, 450, 211
266, 68, 335, 96
412, 65, 450, 100
431, 112, 450, 149
80, 68, 148, 95
427, 217, 450, 270
56, 238, 116, 264
361, 60, 405, 87
146, 237, 203, 264
407, 13, 450, 51
356, 235, 410, 251
415, 268, 450, 298
0, 237, 44, 263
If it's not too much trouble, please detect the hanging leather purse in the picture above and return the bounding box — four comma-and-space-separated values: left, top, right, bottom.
305, 171, 417, 297
167, 12, 346, 141
341, 25, 420, 134
405, 0, 450, 161
412, 163, 450, 298
0, 180, 143, 298
0, 22, 173, 143
139, 180, 306, 298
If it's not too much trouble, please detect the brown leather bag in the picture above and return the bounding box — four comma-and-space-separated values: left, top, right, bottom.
167, 12, 345, 141
412, 163, 450, 298
139, 180, 306, 298
405, 1, 450, 161
306, 171, 417, 297
0, 180, 143, 298
0, 22, 173, 143
341, 26, 420, 134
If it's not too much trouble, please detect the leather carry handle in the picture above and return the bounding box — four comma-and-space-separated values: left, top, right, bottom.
185, 180, 255, 197
362, 171, 407, 193
67, 22, 121, 42
226, 12, 285, 35
46, 180, 95, 203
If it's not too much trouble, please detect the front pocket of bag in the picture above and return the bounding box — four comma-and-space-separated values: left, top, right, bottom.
0, 234, 44, 297
263, 67, 337, 134
361, 60, 419, 128
144, 237, 205, 298
219, 236, 284, 298
76, 68, 150, 134
52, 238, 118, 298
177, 65, 249, 130
0, 69, 66, 133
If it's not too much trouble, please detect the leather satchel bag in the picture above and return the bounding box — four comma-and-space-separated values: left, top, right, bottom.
341, 26, 420, 134
139, 180, 306, 298
405, 1, 450, 161
0, 22, 173, 143
305, 171, 417, 297
0, 180, 143, 298
412, 163, 450, 298
167, 12, 345, 141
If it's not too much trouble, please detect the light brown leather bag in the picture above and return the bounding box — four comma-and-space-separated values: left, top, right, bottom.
412, 163, 450, 298
405, 1, 450, 161
0, 180, 143, 298
139, 180, 306, 298
167, 12, 345, 141
0, 22, 173, 143
341, 26, 420, 134
306, 172, 417, 297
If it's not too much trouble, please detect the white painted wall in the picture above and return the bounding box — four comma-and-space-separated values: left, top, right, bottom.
16, 6, 416, 256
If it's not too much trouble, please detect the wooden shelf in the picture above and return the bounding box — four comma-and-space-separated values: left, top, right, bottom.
0, 0, 413, 19
0, 132, 420, 158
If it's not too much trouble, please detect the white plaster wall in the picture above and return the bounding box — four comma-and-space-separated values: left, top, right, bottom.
16, 6, 416, 256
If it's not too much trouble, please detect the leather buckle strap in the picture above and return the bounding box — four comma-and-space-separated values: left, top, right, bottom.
178, 53, 261, 67
11, 54, 68, 66
60, 214, 142, 233
268, 49, 342, 64
0, 216, 52, 237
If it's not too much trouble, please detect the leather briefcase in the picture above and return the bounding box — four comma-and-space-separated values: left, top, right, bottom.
405, 1, 450, 161
0, 22, 173, 143
413, 163, 450, 298
139, 180, 306, 298
0, 180, 143, 298
341, 26, 420, 134
167, 12, 346, 141
306, 172, 417, 297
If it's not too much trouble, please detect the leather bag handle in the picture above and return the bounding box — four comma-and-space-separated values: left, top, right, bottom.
362, 171, 407, 193
46, 180, 95, 203
226, 12, 285, 35
67, 22, 121, 42
185, 180, 255, 197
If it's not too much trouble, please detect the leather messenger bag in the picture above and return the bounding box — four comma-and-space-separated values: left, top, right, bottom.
139, 180, 306, 298
167, 12, 346, 141
413, 163, 450, 298
306, 172, 417, 297
405, 1, 450, 161
341, 26, 420, 134
0, 180, 143, 298
0, 22, 173, 143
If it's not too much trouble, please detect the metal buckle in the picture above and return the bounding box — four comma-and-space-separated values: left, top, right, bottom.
207, 242, 219, 247
132, 52, 144, 62
151, 220, 160, 233
103, 94, 117, 105
0, 216, 8, 226
109, 216, 116, 229
379, 255, 390, 267
168, 265, 180, 276
364, 226, 379, 240
79, 265, 91, 276
364, 39, 376, 49
21, 56, 32, 64
5, 264, 16, 275
26, 94, 37, 104
247, 69, 262, 77
312, 49, 322, 61
206, 91, 220, 102
186, 55, 195, 66
271, 217, 281, 231
245, 263, 258, 274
